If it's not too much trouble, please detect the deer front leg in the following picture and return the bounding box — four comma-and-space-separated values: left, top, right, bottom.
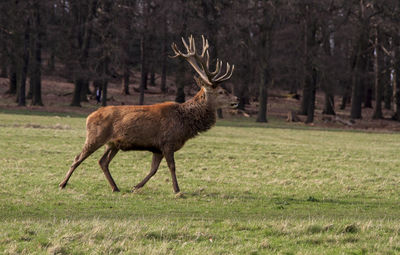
59, 143, 99, 189
164, 151, 180, 194
132, 152, 163, 192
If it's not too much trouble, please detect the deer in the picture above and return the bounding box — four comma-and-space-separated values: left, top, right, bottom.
59, 35, 237, 195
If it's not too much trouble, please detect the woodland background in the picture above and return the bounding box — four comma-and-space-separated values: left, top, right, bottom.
1, 1, 400, 253
1, 0, 400, 124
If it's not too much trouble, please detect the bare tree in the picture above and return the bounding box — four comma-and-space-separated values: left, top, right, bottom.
30, 0, 44, 106
69, 0, 97, 107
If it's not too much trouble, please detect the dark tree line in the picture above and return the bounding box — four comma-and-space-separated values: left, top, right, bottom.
1, 0, 400, 122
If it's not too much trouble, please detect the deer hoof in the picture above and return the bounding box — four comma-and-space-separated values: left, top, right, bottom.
175, 192, 185, 198
59, 183, 66, 189
112, 188, 120, 192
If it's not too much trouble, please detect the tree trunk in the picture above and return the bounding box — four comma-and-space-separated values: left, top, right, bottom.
1, 41, 8, 78
323, 91, 335, 115
27, 77, 33, 100
321, 21, 336, 116
139, 35, 146, 105
340, 94, 348, 110
301, 87, 311, 115
0, 64, 7, 78
101, 78, 108, 107
238, 97, 247, 111
350, 72, 363, 119
350, 41, 368, 119
46, 2, 56, 72
364, 86, 372, 108
70, 0, 96, 107
305, 68, 317, 123
47, 51, 55, 72
392, 57, 400, 120
31, 41, 43, 106
350, 5, 369, 119
17, 67, 28, 107
144, 70, 148, 90
217, 109, 223, 119
122, 63, 130, 95
160, 23, 167, 93
7, 60, 17, 94
71, 78, 83, 107
393, 76, 400, 120
31, 1, 43, 106
103, 53, 110, 107
174, 0, 187, 103
383, 36, 393, 110
175, 85, 185, 103
0, 44, 7, 77
237, 83, 249, 111
27, 22, 35, 100
17, 19, 30, 106
340, 81, 351, 110
175, 57, 186, 103
372, 25, 382, 119
384, 72, 391, 110
256, 68, 269, 123
161, 56, 167, 93
150, 67, 155, 86
80, 79, 90, 102
301, 12, 317, 120
301, 60, 317, 121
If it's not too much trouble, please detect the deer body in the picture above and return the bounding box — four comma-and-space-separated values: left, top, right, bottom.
87, 87, 215, 153
59, 35, 236, 194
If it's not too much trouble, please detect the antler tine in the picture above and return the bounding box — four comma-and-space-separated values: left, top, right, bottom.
181, 37, 192, 55
214, 64, 235, 82
205, 51, 210, 70
224, 64, 235, 81
173, 35, 212, 85
216, 60, 224, 78
214, 62, 229, 80
200, 35, 210, 71
211, 59, 223, 77
191, 35, 196, 54
171, 35, 233, 86
171, 42, 184, 58
200, 35, 209, 57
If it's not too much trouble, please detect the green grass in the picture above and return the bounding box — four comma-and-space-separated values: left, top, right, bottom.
0, 112, 399, 254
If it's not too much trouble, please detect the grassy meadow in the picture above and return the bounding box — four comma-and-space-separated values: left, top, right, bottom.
0, 111, 399, 254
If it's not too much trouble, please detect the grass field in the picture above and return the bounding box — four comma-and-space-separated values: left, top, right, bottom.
0, 111, 399, 254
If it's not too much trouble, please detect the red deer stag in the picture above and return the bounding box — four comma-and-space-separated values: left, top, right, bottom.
59, 35, 236, 194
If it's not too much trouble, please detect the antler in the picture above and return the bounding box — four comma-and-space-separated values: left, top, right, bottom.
171, 35, 234, 86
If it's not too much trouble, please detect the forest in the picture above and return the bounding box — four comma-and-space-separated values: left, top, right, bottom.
1, 0, 400, 123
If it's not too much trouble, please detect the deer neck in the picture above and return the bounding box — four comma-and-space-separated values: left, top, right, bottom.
179, 87, 217, 136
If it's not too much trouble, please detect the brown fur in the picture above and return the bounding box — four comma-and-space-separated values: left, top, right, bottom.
59, 86, 237, 193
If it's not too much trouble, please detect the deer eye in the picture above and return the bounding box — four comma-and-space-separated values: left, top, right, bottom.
219, 91, 223, 95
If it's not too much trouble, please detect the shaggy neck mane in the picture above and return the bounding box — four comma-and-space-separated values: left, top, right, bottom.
178, 87, 216, 139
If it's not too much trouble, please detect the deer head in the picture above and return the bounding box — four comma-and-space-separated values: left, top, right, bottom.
171, 35, 237, 109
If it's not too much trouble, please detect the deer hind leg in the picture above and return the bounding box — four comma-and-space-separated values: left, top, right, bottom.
99, 145, 120, 192
164, 151, 180, 194
59, 142, 101, 189
132, 152, 163, 192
